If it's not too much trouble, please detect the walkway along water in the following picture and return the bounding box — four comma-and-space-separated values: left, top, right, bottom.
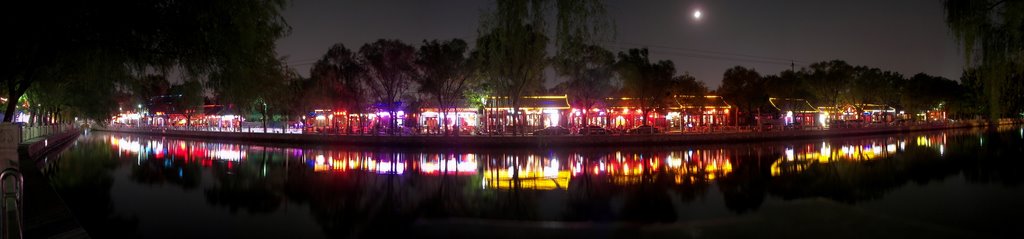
0, 123, 85, 239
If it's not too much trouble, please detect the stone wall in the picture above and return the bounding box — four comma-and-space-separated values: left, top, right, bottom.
91, 120, 1011, 147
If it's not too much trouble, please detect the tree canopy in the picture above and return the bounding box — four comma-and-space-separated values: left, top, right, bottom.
474, 0, 549, 135
1, 0, 290, 122
717, 66, 765, 125
617, 48, 676, 125
360, 39, 417, 134
945, 0, 1024, 120
416, 39, 473, 135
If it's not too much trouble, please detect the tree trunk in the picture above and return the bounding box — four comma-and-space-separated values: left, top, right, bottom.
30, 107, 37, 126
2, 94, 18, 123
512, 101, 521, 136
582, 105, 589, 128
440, 108, 448, 136
359, 112, 365, 135
3, 81, 29, 123
389, 110, 397, 135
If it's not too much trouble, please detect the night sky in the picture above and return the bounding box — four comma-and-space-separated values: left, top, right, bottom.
276, 0, 964, 89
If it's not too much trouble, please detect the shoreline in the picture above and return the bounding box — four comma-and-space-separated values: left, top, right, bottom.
91, 120, 1020, 148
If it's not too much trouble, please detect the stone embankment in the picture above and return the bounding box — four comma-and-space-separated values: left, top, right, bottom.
95, 119, 1020, 147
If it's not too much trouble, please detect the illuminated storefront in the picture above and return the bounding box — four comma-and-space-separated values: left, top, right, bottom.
818, 104, 897, 123
602, 97, 665, 130
481, 95, 570, 134
768, 98, 820, 128
417, 100, 479, 135
668, 95, 733, 130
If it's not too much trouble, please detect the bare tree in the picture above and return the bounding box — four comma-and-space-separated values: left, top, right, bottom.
360, 39, 416, 135
416, 39, 471, 136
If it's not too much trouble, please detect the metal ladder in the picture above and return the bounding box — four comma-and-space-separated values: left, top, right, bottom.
0, 168, 22, 239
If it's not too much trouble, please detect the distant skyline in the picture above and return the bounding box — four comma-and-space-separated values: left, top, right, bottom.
276, 0, 964, 89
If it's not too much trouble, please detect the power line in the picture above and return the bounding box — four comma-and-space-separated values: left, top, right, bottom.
611, 40, 809, 64
285, 58, 319, 64
605, 43, 803, 68
605, 40, 809, 67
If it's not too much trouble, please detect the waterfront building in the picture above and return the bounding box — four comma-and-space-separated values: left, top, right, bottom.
481, 95, 570, 134
601, 97, 653, 130
818, 104, 897, 123
768, 98, 821, 128
668, 95, 733, 131
416, 99, 479, 135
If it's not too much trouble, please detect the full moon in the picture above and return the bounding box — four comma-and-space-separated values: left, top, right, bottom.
693, 10, 702, 20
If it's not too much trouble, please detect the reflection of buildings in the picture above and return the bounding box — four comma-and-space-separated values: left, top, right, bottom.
419, 154, 478, 175
302, 151, 481, 176
569, 150, 733, 185
482, 156, 570, 190
770, 134, 948, 176
109, 135, 248, 163
306, 152, 406, 174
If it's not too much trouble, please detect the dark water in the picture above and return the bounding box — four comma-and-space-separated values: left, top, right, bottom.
41, 127, 1024, 238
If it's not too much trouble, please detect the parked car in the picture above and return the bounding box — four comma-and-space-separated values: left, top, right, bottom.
577, 125, 609, 135
627, 125, 660, 134
533, 126, 571, 136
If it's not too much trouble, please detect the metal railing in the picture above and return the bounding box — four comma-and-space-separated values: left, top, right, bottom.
1, 123, 78, 239
21, 124, 75, 142
0, 168, 22, 239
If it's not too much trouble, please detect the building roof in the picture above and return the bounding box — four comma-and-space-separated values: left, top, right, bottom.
672, 95, 732, 109
860, 104, 895, 112
769, 98, 819, 113
819, 104, 896, 113
203, 104, 235, 115
603, 97, 642, 109
489, 95, 570, 110
419, 99, 475, 111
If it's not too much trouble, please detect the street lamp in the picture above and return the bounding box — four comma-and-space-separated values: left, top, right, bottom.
262, 101, 268, 133
137, 104, 143, 127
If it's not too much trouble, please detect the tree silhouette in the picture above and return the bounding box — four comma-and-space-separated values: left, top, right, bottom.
617, 48, 675, 126
555, 45, 616, 128
718, 66, 766, 126
415, 39, 472, 136
1, 0, 290, 122
360, 39, 417, 135
475, 1, 549, 135
311, 43, 368, 134
945, 0, 1024, 121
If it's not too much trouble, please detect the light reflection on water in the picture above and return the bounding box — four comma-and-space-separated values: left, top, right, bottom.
103, 134, 743, 191
44, 127, 1024, 238
103, 132, 954, 187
